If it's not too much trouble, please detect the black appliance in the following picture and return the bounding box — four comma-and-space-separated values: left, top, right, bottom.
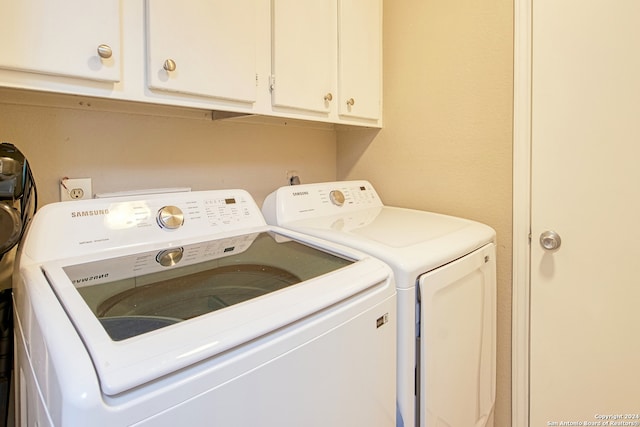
0, 142, 36, 427
0, 143, 36, 258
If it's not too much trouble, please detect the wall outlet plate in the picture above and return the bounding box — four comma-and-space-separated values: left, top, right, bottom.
286, 170, 300, 185
60, 178, 92, 201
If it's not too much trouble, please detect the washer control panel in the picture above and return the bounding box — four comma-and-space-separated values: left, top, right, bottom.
24, 189, 267, 262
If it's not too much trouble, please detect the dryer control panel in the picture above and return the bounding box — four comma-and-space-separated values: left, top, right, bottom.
262, 180, 384, 224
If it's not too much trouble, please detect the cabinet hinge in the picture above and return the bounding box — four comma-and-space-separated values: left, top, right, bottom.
269, 75, 275, 92
255, 73, 259, 87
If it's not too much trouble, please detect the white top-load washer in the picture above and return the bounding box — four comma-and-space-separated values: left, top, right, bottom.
262, 180, 497, 427
13, 189, 397, 427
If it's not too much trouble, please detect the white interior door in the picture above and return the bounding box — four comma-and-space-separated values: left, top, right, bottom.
530, 0, 640, 425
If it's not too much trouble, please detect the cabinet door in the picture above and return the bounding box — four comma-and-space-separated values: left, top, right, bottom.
271, 0, 335, 113
338, 0, 382, 120
146, 0, 257, 103
0, 0, 120, 82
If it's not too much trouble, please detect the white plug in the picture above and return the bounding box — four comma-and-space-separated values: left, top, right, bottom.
286, 170, 301, 185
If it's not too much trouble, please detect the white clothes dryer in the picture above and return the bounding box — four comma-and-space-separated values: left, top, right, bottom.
262, 180, 496, 427
13, 189, 397, 427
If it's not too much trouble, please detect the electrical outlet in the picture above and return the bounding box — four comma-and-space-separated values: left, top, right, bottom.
60, 178, 92, 201
286, 170, 300, 185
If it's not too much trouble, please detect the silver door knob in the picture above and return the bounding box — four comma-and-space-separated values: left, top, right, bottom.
163, 59, 177, 72
540, 230, 561, 251
97, 44, 113, 59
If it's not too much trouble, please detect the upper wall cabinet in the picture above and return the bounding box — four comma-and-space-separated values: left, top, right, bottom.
0, 1, 381, 127
271, 0, 381, 123
146, 0, 258, 104
271, 1, 335, 114
337, 0, 382, 121
0, 0, 121, 83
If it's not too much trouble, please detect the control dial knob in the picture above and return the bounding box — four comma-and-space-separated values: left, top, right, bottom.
156, 248, 184, 267
156, 205, 184, 230
329, 190, 345, 207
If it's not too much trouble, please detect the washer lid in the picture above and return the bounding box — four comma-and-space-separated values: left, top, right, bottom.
39, 229, 391, 395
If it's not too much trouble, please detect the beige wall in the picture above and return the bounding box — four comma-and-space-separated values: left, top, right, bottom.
0, 90, 337, 207
338, 0, 514, 424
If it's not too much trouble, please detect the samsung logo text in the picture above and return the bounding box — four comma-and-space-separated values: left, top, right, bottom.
71, 209, 110, 218
72, 273, 109, 285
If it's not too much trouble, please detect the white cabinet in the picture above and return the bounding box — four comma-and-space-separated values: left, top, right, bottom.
271, 1, 335, 113
337, 0, 382, 121
0, 0, 121, 83
271, 0, 381, 123
0, 0, 381, 127
146, 0, 258, 104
